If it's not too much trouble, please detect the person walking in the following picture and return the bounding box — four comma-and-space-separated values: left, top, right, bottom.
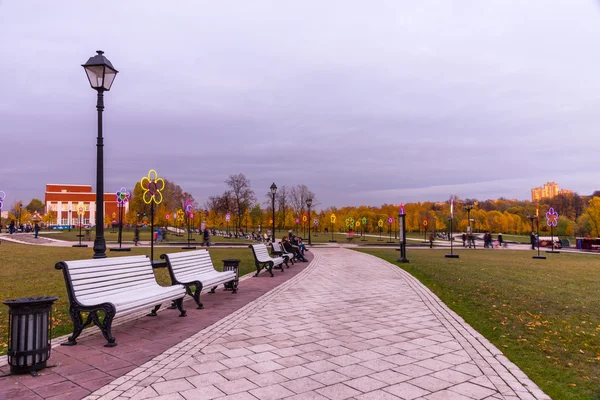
429, 232, 434, 248
203, 227, 210, 247
530, 231, 536, 250
34, 223, 40, 238
134, 225, 140, 246
498, 233, 504, 248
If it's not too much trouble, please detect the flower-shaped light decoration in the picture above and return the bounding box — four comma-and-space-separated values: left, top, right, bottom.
184, 199, 194, 217
546, 207, 559, 227
166, 214, 170, 221
295, 218, 300, 224
378, 219, 384, 227
176, 209, 185, 223
140, 169, 164, 205
387, 217, 393, 225
31, 212, 42, 222
361, 217, 367, 225
0, 190, 6, 211
116, 187, 131, 205
355, 221, 361, 228
330, 214, 336, 224
302, 214, 308, 223
345, 217, 355, 228
77, 202, 85, 216
313, 218, 319, 227
399, 203, 405, 215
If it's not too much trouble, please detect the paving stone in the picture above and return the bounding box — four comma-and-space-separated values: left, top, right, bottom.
282, 377, 325, 394
214, 377, 258, 395
384, 382, 431, 399
249, 383, 296, 400
315, 382, 361, 400
449, 382, 497, 399
179, 384, 225, 400
344, 376, 388, 392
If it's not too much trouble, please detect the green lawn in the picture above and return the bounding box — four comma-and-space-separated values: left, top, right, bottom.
0, 242, 257, 355
356, 248, 600, 400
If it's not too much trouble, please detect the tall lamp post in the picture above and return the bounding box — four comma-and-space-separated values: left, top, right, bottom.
82, 50, 118, 259
397, 204, 409, 263
464, 202, 473, 248
445, 198, 459, 258
306, 198, 312, 245
270, 183, 277, 242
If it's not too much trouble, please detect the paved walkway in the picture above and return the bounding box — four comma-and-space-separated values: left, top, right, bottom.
81, 248, 549, 400
0, 255, 314, 399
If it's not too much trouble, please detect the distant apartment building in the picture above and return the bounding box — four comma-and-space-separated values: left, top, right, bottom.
44, 184, 126, 226
531, 182, 571, 202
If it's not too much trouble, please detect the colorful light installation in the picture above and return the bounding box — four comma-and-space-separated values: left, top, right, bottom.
141, 170, 164, 205
140, 169, 164, 261
546, 207, 558, 227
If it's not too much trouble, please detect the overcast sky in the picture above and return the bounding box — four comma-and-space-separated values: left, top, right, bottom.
1, 1, 599, 209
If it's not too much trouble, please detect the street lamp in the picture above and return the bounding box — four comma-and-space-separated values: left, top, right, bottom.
464, 202, 474, 248
82, 50, 118, 259
306, 198, 313, 245
270, 182, 277, 242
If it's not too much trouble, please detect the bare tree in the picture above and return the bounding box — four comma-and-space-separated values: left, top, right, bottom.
276, 185, 289, 230
225, 174, 256, 232
290, 184, 315, 216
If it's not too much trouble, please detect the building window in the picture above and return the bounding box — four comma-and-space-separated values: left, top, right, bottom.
61, 218, 69, 225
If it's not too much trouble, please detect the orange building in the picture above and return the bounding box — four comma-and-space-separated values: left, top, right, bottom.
44, 184, 127, 226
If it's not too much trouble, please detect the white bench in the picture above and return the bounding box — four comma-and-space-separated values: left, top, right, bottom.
55, 255, 187, 347
249, 244, 284, 277
271, 241, 294, 267
160, 250, 238, 309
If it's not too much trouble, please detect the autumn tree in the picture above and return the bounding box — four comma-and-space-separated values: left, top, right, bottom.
584, 197, 600, 237
225, 173, 256, 232
26, 198, 44, 213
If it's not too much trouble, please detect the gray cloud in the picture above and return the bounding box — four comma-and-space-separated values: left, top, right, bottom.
1, 0, 599, 209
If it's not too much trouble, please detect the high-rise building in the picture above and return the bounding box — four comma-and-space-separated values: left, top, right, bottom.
531, 182, 567, 202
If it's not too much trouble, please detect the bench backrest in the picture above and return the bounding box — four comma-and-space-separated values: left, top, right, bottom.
272, 242, 282, 253
160, 250, 216, 283
56, 255, 159, 306
251, 244, 275, 262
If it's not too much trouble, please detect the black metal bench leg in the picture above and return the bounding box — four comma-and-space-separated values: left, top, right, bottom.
97, 308, 117, 347
268, 263, 274, 277
62, 307, 86, 346
209, 286, 217, 294
147, 304, 161, 316
175, 297, 187, 317
232, 279, 238, 293
254, 263, 263, 277
192, 284, 204, 309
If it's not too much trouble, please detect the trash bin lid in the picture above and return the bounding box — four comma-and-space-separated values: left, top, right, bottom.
3, 296, 59, 306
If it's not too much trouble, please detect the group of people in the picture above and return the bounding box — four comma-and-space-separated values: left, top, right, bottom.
281, 230, 309, 262
3, 221, 40, 237
459, 232, 504, 248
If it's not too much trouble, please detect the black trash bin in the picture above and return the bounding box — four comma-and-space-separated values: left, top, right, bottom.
3, 296, 58, 375
222, 259, 240, 291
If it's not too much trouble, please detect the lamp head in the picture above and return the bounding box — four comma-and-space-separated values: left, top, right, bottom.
82, 50, 118, 92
